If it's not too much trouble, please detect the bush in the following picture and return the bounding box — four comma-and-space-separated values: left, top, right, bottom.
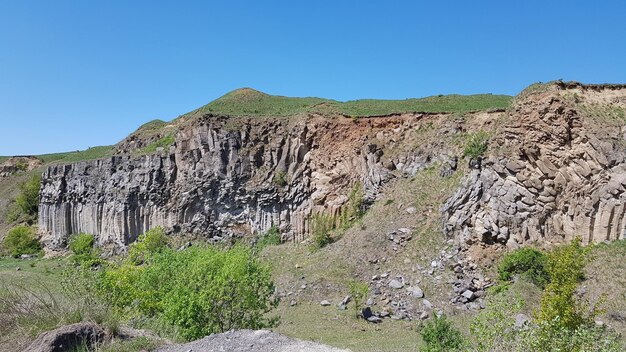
524, 320, 624, 352
2, 225, 41, 257
6, 174, 41, 224
68, 233, 101, 267
69, 233, 95, 256
273, 171, 287, 187
470, 290, 525, 351
310, 213, 335, 249
348, 280, 368, 319
420, 314, 464, 352
470, 238, 624, 352
309, 183, 366, 250
256, 226, 281, 250
128, 227, 169, 265
498, 247, 549, 288
100, 245, 278, 341
537, 237, 590, 330
463, 131, 489, 159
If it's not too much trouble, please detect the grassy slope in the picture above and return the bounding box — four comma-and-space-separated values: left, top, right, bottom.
0, 146, 115, 166
585, 240, 626, 337
187, 88, 513, 118
261, 162, 467, 351
0, 257, 69, 350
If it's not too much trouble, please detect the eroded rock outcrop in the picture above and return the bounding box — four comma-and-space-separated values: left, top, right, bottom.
0, 156, 42, 178
39, 112, 477, 249
443, 82, 626, 248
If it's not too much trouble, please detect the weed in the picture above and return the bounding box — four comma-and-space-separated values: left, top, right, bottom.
256, 226, 281, 250
463, 131, 489, 159
348, 280, 368, 319
273, 171, 288, 187
420, 314, 464, 352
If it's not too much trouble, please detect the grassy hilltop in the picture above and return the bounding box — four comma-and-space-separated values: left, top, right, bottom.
186, 87, 512, 118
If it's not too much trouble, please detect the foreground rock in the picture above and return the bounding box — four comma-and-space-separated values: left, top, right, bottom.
23, 322, 105, 352
156, 329, 350, 352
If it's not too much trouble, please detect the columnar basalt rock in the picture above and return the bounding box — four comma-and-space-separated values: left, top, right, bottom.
39, 113, 468, 249
443, 83, 626, 248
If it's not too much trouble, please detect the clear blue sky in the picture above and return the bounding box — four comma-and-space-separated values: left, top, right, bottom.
1, 1, 624, 155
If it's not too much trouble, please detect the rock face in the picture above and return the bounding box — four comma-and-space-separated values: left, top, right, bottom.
443, 82, 626, 248
0, 156, 42, 178
39, 113, 473, 248
38, 82, 626, 251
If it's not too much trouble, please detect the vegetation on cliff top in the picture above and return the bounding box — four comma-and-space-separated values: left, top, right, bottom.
186, 87, 513, 118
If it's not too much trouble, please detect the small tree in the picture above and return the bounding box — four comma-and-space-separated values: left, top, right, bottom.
7, 174, 41, 224
420, 314, 464, 352
348, 280, 368, 319
537, 237, 590, 330
2, 225, 41, 257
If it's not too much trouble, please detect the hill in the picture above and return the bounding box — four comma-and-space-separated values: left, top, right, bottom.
185, 87, 512, 118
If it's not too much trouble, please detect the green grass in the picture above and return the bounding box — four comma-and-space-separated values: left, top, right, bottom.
275, 301, 420, 352
135, 119, 168, 133
0, 156, 9, 164
186, 88, 513, 118
136, 135, 175, 155
36, 146, 115, 164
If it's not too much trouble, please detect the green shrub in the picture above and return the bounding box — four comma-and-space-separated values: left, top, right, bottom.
256, 226, 281, 250
463, 131, 489, 159
498, 247, 549, 288
128, 227, 169, 265
309, 183, 366, 250
68, 233, 101, 267
100, 245, 277, 341
69, 233, 95, 256
470, 290, 525, 351
420, 314, 464, 352
2, 225, 41, 257
6, 174, 41, 224
310, 213, 335, 249
537, 237, 590, 330
348, 280, 368, 319
339, 183, 365, 229
138, 135, 175, 155
523, 320, 624, 352
273, 171, 287, 187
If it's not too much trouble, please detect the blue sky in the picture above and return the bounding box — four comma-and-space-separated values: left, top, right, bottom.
1, 1, 625, 155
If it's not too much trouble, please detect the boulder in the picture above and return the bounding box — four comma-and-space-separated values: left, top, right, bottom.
23, 322, 105, 352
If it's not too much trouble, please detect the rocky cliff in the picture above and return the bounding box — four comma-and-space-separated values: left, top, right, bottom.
38, 82, 626, 251
39, 112, 484, 249
443, 82, 626, 248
